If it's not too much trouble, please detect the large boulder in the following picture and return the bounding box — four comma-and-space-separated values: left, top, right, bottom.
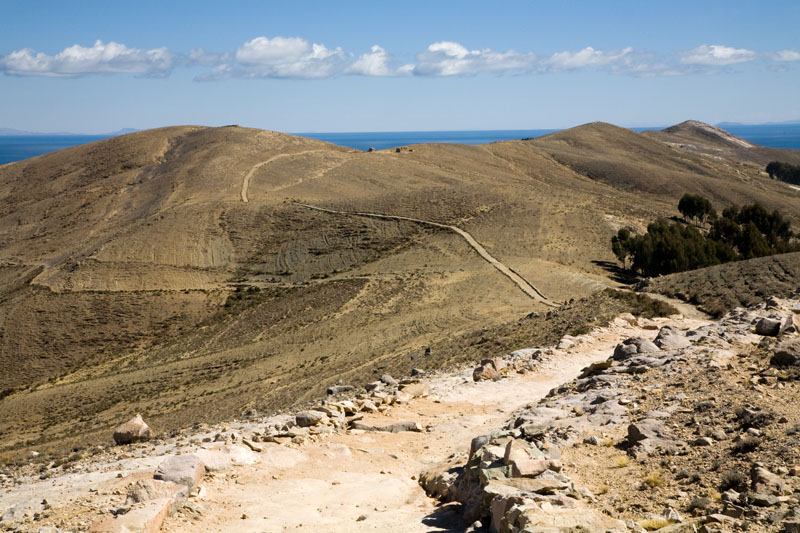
125, 478, 189, 514
654, 326, 691, 350
113, 414, 151, 445
295, 410, 327, 427
473, 363, 497, 381
154, 455, 205, 490
756, 317, 782, 336
783, 314, 800, 335
473, 358, 506, 381
613, 337, 660, 360
771, 339, 800, 367
627, 419, 670, 443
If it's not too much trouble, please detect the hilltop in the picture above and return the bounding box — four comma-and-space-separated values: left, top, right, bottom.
1, 120, 799, 458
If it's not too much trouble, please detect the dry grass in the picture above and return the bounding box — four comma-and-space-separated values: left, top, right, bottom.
643, 471, 664, 488
640, 518, 673, 531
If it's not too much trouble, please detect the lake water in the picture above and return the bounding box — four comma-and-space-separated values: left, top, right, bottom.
0, 135, 111, 165
2, 124, 799, 165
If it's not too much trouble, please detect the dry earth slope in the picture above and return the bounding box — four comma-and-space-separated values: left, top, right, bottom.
0, 121, 799, 457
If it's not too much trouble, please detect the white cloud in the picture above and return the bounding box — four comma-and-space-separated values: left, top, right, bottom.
680, 44, 756, 66
0, 40, 172, 77
232, 36, 346, 78
3, 37, 790, 81
772, 49, 800, 62
347, 45, 394, 76
411, 41, 535, 76
545, 46, 633, 71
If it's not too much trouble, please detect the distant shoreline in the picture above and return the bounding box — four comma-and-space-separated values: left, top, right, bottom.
2, 124, 800, 165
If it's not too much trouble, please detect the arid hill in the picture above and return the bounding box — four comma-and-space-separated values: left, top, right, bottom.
647, 119, 800, 166
1, 121, 798, 454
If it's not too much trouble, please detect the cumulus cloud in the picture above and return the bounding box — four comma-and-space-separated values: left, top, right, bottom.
411, 41, 535, 76
771, 49, 800, 62
3, 37, 790, 81
544, 46, 633, 71
347, 45, 394, 76
0, 40, 172, 77
231, 36, 346, 78
680, 44, 756, 66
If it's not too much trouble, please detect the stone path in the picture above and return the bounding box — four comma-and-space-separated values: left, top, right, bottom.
162, 313, 706, 532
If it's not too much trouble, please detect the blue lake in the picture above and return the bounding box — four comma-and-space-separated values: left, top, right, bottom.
2, 124, 799, 165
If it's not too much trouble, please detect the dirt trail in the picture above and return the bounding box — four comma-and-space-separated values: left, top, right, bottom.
240, 150, 329, 202
639, 291, 711, 320
293, 202, 556, 306
163, 313, 708, 532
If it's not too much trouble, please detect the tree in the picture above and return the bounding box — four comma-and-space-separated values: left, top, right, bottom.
611, 194, 798, 278
766, 161, 800, 185
766, 161, 781, 179
678, 193, 714, 226
611, 228, 633, 268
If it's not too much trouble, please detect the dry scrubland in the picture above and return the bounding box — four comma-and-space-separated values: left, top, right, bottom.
1, 120, 799, 457
644, 252, 800, 317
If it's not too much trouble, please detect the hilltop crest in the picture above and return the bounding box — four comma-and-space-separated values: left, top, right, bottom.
663, 119, 755, 149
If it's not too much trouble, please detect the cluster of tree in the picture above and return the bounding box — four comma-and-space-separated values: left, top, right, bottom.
677, 194, 714, 225
612, 195, 798, 277
766, 161, 800, 185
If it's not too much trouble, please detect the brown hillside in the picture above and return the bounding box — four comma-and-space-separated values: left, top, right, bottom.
1, 122, 799, 455
646, 119, 800, 166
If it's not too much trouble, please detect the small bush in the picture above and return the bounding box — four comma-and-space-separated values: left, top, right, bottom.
720, 470, 748, 492
735, 408, 774, 429
643, 471, 664, 488
732, 436, 761, 454
688, 496, 711, 513
614, 456, 629, 468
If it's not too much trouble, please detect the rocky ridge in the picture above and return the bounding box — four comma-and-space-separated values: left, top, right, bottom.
421, 293, 800, 532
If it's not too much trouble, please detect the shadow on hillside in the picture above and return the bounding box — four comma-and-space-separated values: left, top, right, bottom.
421, 502, 475, 532
592, 260, 639, 286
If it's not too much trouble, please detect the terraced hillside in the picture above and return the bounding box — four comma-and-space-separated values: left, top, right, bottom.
1, 121, 798, 455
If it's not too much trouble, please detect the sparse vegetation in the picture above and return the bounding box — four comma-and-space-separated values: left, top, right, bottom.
644, 251, 800, 317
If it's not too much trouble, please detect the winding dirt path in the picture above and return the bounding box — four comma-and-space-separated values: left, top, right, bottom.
240, 150, 330, 203
293, 202, 556, 306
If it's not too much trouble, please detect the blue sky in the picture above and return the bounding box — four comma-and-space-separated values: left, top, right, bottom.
1, 1, 799, 133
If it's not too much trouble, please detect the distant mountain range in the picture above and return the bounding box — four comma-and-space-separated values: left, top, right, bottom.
0, 127, 139, 136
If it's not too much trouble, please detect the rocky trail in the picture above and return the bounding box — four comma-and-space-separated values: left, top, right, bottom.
292, 202, 556, 306
1, 307, 711, 532
5, 295, 800, 532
